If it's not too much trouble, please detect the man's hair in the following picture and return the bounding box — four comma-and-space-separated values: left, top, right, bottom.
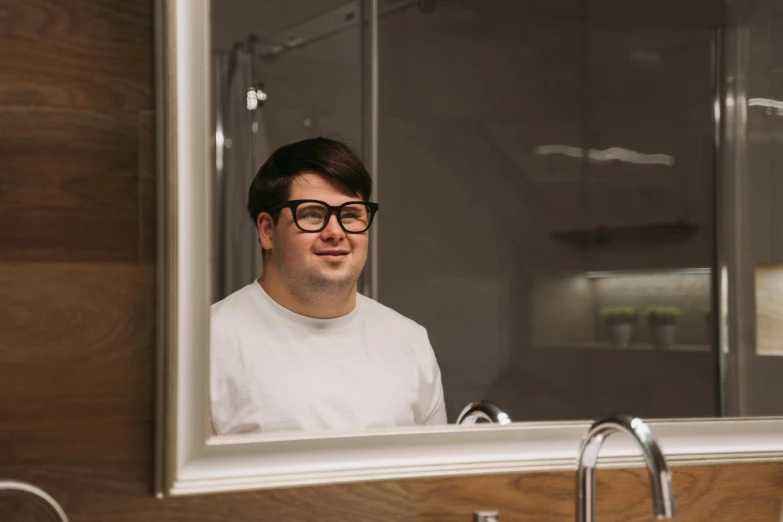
247, 137, 372, 225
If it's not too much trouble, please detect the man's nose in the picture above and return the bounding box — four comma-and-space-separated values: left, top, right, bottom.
320, 213, 344, 239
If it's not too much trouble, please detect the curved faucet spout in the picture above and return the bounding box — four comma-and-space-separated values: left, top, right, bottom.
576, 415, 675, 522
456, 400, 512, 425
0, 480, 69, 522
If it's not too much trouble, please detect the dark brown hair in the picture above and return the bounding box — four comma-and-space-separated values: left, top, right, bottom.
247, 137, 372, 225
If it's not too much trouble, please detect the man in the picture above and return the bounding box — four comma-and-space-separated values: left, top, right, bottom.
210, 137, 447, 435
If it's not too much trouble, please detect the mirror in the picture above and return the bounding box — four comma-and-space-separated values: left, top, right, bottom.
155, 0, 783, 497
206, 0, 783, 438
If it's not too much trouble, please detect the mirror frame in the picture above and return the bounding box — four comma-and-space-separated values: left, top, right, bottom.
154, 0, 783, 497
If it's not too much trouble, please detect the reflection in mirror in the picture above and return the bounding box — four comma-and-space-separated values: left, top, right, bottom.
210, 137, 449, 435
376, 2, 721, 424
457, 401, 512, 425
210, 1, 454, 437
211, 0, 366, 302
207, 0, 783, 438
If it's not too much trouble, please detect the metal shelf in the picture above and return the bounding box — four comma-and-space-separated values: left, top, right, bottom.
551, 220, 698, 248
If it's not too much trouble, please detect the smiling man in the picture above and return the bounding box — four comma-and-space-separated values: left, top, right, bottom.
210, 137, 447, 435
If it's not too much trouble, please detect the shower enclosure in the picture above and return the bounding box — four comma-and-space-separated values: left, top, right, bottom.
212, 0, 388, 302
211, 0, 783, 423
212, 40, 268, 302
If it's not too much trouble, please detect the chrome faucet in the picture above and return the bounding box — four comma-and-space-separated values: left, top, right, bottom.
456, 400, 511, 425
576, 415, 675, 522
0, 480, 69, 522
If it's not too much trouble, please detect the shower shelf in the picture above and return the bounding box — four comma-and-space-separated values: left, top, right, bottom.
550, 219, 698, 248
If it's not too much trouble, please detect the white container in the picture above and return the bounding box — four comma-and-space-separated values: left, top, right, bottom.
611, 323, 634, 348
650, 323, 676, 349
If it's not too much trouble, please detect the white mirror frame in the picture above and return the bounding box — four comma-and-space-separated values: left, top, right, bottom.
154, 0, 783, 498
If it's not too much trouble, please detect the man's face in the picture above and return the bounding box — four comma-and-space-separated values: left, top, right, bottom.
259, 172, 369, 295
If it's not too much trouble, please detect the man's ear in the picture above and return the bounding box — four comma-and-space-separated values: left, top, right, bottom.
257, 213, 275, 251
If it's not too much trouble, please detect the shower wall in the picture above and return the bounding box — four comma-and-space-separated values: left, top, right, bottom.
376, 0, 720, 421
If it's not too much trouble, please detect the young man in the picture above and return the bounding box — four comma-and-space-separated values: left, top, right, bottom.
210, 137, 447, 435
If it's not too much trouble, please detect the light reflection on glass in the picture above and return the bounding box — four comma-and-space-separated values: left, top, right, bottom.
535, 145, 675, 167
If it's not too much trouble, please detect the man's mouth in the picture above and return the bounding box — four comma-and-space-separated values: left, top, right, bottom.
315, 251, 349, 257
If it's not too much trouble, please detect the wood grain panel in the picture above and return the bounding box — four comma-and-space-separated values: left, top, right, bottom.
0, 0, 152, 111
0, 0, 153, 264
0, 499, 52, 522
0, 263, 154, 425
0, 108, 142, 263
411, 464, 783, 521
138, 110, 156, 264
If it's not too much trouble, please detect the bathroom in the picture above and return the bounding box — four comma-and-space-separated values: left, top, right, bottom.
1, 0, 782, 520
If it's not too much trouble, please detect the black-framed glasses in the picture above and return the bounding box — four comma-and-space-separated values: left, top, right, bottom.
267, 199, 379, 234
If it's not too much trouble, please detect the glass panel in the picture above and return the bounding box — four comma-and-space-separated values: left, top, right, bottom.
378, 0, 718, 422
726, 0, 783, 416
582, 20, 718, 419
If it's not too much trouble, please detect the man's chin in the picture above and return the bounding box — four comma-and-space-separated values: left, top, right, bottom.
315, 267, 360, 287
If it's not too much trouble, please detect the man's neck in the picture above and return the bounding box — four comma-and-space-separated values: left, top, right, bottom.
258, 272, 357, 319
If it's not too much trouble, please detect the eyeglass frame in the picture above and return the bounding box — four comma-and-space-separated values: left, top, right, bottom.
265, 199, 380, 234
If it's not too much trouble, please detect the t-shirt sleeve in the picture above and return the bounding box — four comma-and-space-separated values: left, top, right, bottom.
210, 311, 263, 435
417, 328, 448, 425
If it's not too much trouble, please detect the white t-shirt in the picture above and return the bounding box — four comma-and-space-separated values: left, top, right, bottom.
210, 281, 447, 435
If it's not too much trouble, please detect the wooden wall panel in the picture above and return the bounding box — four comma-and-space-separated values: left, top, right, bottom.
0, 1, 152, 111
0, 0, 153, 264
410, 463, 783, 522
0, 264, 154, 426
0, 109, 142, 263
0, 1, 782, 522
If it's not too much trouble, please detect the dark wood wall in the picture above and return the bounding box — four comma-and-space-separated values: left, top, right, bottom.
1, 1, 782, 521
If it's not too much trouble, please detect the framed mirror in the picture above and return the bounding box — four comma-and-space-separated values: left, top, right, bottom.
155, 0, 783, 496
